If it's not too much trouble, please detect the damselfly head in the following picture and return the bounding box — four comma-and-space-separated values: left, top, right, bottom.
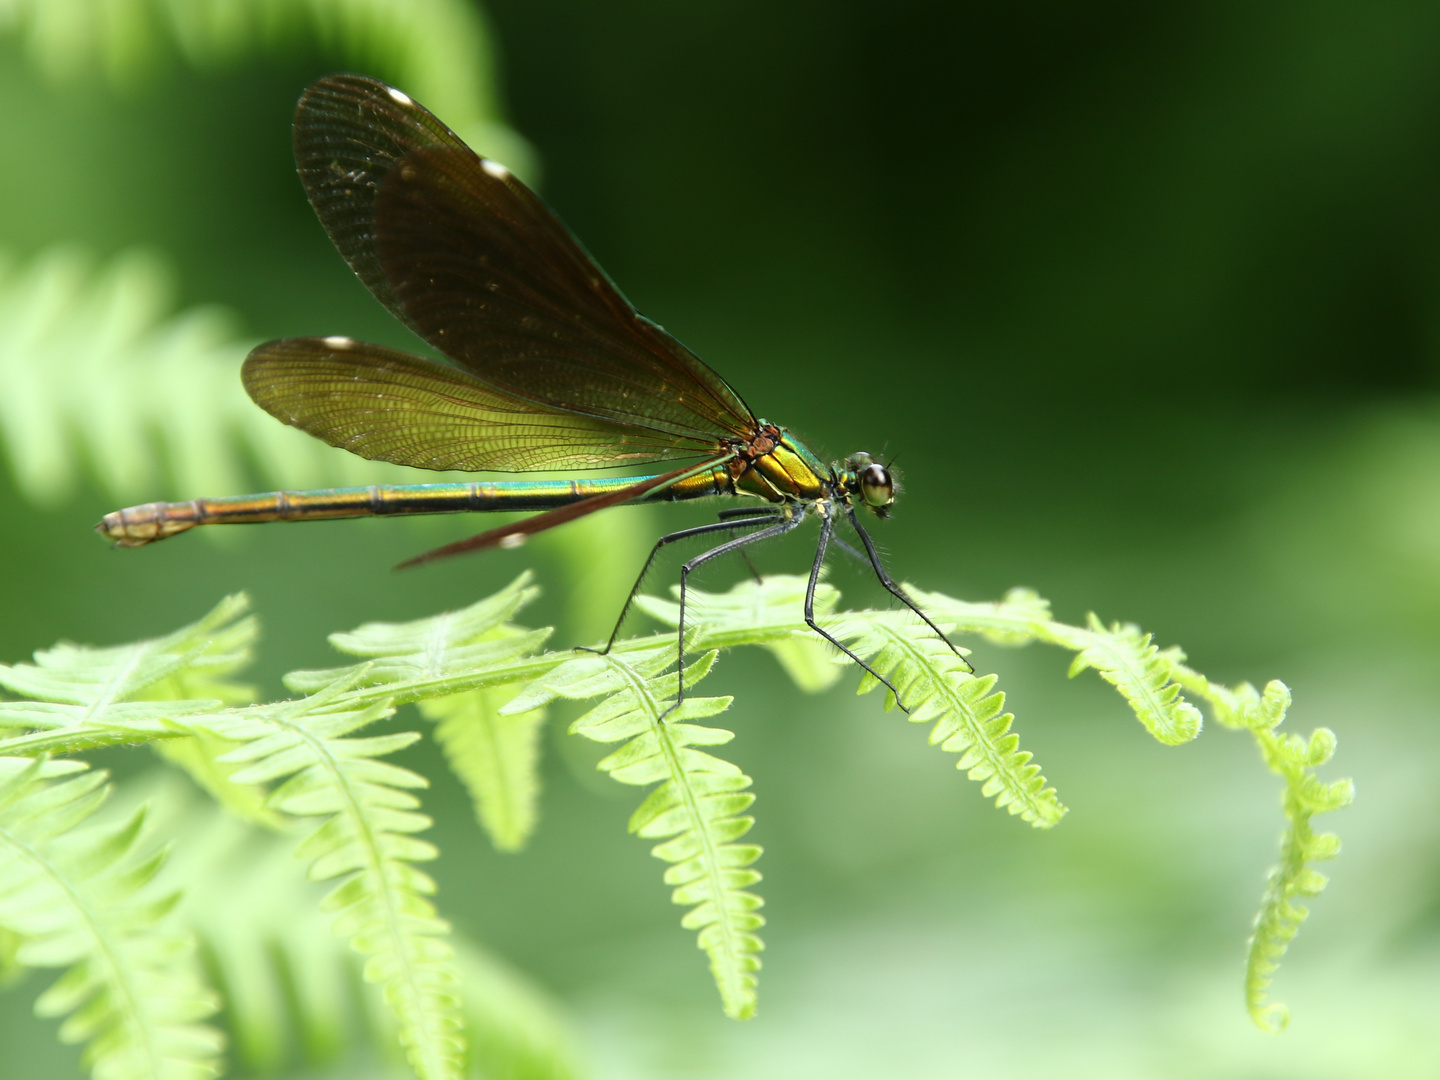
840, 452, 896, 513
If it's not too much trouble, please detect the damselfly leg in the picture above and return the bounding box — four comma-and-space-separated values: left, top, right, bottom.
582, 508, 788, 657
668, 510, 807, 713
846, 507, 972, 673
804, 509, 911, 711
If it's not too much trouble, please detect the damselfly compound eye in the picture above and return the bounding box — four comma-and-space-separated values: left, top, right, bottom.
859, 463, 894, 507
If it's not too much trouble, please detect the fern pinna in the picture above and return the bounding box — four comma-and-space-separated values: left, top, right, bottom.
0, 757, 223, 1080
0, 571, 1348, 1078
506, 642, 763, 1019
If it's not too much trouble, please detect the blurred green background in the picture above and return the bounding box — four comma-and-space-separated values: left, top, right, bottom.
1, 1, 1437, 1077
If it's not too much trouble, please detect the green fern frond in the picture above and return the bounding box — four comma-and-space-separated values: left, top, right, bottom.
0, 573, 1350, 1033
283, 573, 552, 853
0, 591, 254, 757
1047, 614, 1204, 745
506, 643, 763, 1020
0, 580, 279, 827
634, 573, 842, 692
124, 779, 581, 1079
282, 577, 765, 1016
0, 752, 93, 782
0, 590, 251, 707
0, 757, 223, 1080
141, 785, 344, 1073
284, 571, 549, 697
423, 683, 545, 854
1168, 672, 1352, 1032
659, 574, 1347, 1020
207, 681, 465, 1080
914, 583, 1350, 1030
639, 575, 1064, 828
841, 612, 1067, 827
124, 597, 279, 830
913, 587, 1204, 745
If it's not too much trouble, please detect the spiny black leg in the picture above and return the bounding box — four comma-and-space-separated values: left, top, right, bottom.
580, 513, 784, 657
717, 506, 783, 584
668, 511, 806, 716
847, 507, 973, 673
717, 505, 783, 521
803, 510, 912, 713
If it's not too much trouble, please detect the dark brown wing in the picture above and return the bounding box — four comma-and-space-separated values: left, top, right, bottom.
242, 338, 722, 472
294, 74, 757, 443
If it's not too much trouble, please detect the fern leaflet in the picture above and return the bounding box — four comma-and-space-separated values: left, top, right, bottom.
913, 583, 1347, 1029
1048, 615, 1204, 745
505, 643, 763, 1020
136, 774, 582, 1079
285, 572, 554, 856
203, 680, 465, 1080
1168, 672, 1352, 1032
0, 757, 223, 1080
0, 591, 254, 757
422, 680, 546, 853
913, 586, 1203, 745
639, 576, 1065, 828
841, 611, 1066, 826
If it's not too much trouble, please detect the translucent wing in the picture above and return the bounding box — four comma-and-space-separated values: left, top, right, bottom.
294, 74, 757, 442
292, 74, 470, 327
242, 338, 722, 472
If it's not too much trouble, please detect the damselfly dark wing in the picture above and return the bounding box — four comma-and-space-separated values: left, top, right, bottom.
242, 338, 722, 471
286, 73, 757, 447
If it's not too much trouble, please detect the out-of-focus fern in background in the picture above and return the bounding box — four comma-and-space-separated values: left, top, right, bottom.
0, 0, 1435, 1077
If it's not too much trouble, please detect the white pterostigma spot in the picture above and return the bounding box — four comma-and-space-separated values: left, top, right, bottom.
482, 160, 511, 180
323, 336, 354, 349
386, 87, 413, 106
499, 533, 527, 549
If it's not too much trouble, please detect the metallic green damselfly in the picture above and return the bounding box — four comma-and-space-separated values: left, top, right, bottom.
98, 74, 966, 709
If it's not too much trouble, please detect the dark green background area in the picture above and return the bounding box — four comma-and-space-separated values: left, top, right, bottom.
2, 3, 1438, 1076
